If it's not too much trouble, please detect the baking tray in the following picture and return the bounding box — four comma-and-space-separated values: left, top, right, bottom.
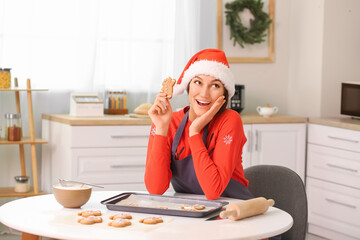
100, 192, 228, 218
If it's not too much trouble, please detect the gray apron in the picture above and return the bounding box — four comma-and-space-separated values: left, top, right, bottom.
170, 110, 254, 200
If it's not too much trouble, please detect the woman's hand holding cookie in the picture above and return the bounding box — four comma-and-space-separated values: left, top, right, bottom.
189, 96, 226, 137
148, 93, 172, 136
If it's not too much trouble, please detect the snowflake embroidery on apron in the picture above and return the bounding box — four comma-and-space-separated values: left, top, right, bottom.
150, 126, 156, 136
223, 135, 233, 145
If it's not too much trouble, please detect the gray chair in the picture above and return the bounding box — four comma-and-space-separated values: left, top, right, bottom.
244, 165, 308, 240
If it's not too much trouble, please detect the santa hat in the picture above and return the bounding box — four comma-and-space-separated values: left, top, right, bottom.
173, 49, 235, 98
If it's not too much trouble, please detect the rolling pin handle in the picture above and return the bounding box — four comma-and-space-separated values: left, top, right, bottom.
219, 210, 236, 219
267, 199, 275, 207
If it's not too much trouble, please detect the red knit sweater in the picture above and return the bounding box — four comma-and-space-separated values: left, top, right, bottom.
145, 107, 248, 200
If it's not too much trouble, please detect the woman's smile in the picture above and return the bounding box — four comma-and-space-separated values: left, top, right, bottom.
196, 99, 211, 107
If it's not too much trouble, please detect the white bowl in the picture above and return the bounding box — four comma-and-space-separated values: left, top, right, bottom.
256, 106, 278, 118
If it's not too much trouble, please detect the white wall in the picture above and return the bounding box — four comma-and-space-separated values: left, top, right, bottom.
287, 0, 325, 117
231, 0, 292, 114
321, 0, 360, 117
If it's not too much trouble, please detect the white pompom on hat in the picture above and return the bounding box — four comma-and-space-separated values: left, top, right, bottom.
173, 49, 235, 98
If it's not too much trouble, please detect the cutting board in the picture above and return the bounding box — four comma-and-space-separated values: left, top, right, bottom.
129, 113, 150, 119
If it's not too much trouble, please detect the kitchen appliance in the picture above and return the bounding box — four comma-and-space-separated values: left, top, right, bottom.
70, 93, 104, 117
341, 82, 360, 119
230, 84, 245, 113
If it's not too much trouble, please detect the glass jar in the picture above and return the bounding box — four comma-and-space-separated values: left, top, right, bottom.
0, 68, 11, 88
14, 176, 30, 193
5, 113, 22, 141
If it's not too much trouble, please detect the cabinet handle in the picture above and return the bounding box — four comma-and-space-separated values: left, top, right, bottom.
111, 135, 147, 139
325, 198, 356, 209
326, 163, 358, 173
247, 130, 252, 152
328, 135, 359, 144
255, 130, 261, 152
110, 165, 144, 169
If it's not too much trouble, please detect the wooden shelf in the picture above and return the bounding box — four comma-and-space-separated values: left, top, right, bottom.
0, 187, 45, 198
0, 79, 47, 197
0, 137, 48, 145
0, 88, 47, 92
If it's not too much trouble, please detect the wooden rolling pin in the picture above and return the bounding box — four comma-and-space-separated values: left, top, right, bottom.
219, 197, 275, 221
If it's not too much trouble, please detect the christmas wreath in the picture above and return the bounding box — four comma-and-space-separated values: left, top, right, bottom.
225, 0, 272, 48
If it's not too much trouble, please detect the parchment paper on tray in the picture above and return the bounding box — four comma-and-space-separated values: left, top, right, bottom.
101, 192, 228, 218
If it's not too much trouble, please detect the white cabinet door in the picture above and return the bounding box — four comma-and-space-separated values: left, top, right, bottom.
243, 123, 306, 181
242, 124, 252, 169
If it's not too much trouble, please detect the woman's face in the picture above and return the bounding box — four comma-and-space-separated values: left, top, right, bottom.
188, 74, 225, 120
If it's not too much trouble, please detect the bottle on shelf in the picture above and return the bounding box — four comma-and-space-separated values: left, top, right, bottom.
14, 176, 30, 193
0, 68, 11, 88
5, 113, 22, 141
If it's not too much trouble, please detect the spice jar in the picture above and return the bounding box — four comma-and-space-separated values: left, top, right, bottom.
0, 68, 11, 88
14, 176, 30, 193
105, 91, 127, 110
5, 113, 22, 141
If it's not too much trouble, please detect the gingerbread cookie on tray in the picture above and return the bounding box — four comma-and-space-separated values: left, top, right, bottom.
181, 204, 206, 211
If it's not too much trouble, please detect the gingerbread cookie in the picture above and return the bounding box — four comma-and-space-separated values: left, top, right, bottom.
124, 203, 138, 207
160, 77, 176, 99
193, 204, 206, 210
139, 217, 163, 224
108, 219, 132, 228
78, 216, 103, 225
77, 210, 102, 217
109, 213, 132, 220
156, 206, 168, 209
181, 204, 206, 211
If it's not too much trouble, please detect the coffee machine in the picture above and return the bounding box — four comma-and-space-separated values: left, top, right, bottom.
230, 85, 245, 113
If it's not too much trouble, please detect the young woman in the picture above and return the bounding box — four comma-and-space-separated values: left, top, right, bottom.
145, 49, 253, 200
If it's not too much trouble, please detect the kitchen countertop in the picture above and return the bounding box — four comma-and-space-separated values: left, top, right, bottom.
241, 112, 307, 124
42, 114, 152, 126
42, 112, 307, 126
309, 117, 360, 131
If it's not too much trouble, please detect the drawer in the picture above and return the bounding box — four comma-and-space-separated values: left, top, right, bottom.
306, 178, 360, 239
308, 124, 360, 152
71, 125, 150, 148
71, 147, 147, 185
307, 144, 360, 188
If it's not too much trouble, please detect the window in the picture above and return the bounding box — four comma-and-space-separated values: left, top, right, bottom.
0, 0, 177, 92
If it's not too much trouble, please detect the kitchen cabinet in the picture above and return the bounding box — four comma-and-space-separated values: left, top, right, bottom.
0, 79, 47, 197
242, 123, 306, 181
306, 122, 360, 240
41, 113, 307, 193
41, 114, 152, 193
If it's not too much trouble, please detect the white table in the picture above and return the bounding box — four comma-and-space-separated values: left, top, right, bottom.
0, 191, 293, 240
